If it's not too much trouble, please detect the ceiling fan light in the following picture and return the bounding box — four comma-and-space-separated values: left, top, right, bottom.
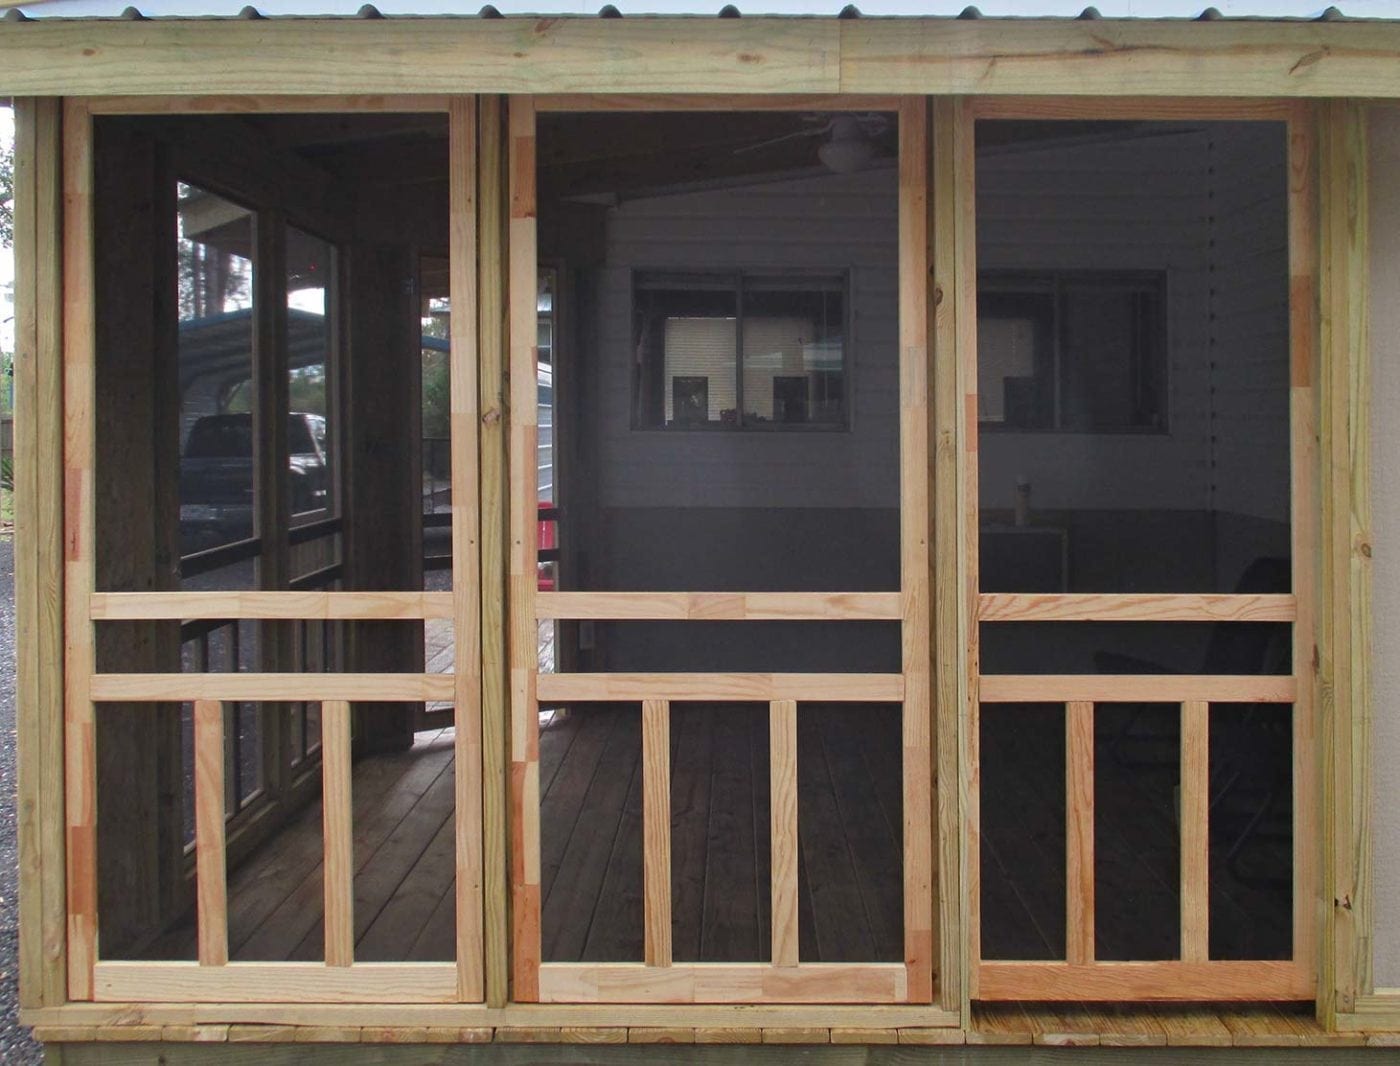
818, 136, 875, 174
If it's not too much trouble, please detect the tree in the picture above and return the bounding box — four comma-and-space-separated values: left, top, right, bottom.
1, 132, 13, 249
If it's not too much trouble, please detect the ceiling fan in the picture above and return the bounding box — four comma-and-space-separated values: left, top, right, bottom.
734, 113, 890, 174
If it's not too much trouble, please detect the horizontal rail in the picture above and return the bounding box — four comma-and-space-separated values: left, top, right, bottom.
534, 94, 903, 112
93, 962, 458, 1003
289, 515, 343, 546
288, 563, 344, 592
535, 673, 904, 703
978, 674, 1296, 704
91, 673, 455, 702
978, 593, 1297, 623
537, 963, 909, 1004
91, 591, 452, 621
536, 591, 902, 621
977, 961, 1312, 1002
179, 536, 261, 580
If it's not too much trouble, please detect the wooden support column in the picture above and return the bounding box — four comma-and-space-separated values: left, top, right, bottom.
1319, 98, 1371, 1025
1065, 701, 1094, 966
193, 700, 228, 967
770, 698, 799, 969
930, 94, 966, 1020
477, 94, 511, 1010
448, 94, 486, 1002
14, 95, 69, 1010
1181, 699, 1210, 963
322, 699, 354, 967
642, 699, 672, 969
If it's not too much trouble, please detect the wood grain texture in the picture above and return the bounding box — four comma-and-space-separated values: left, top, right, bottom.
929, 95, 966, 1019
89, 674, 455, 702
193, 701, 228, 967
641, 700, 671, 969
92, 963, 459, 1003
1180, 700, 1210, 964
477, 94, 511, 1011
85, 94, 450, 115
13, 95, 68, 1011
534, 94, 899, 113
770, 699, 799, 969
449, 92, 486, 1004
536, 674, 903, 703
978, 593, 1297, 623
62, 97, 98, 1002
11, 21, 1400, 98
90, 590, 454, 620
537, 963, 908, 1004
968, 96, 1299, 122
321, 701, 353, 968
506, 94, 541, 1003
978, 675, 1296, 704
1065, 702, 1094, 967
977, 961, 1315, 1001
897, 95, 935, 1006
535, 591, 900, 621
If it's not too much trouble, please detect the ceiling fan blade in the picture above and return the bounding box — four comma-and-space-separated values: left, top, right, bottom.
733, 124, 830, 155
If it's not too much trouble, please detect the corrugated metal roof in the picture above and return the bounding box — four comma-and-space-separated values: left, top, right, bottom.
5, 0, 1398, 19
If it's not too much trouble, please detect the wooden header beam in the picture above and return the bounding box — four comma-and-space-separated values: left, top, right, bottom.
9, 19, 1400, 99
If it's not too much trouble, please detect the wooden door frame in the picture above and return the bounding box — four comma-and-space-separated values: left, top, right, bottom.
956, 96, 1320, 1003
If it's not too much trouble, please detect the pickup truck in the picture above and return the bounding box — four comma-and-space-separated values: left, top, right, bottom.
179, 411, 329, 554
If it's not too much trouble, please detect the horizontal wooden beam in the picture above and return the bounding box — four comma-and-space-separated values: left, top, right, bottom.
977, 675, 1297, 704
535, 591, 901, 621
537, 963, 909, 1004
967, 95, 1300, 121
535, 93, 900, 112
978, 593, 1297, 623
977, 961, 1313, 1002
85, 94, 450, 114
7, 19, 1400, 99
92, 963, 458, 1004
535, 673, 904, 703
90, 673, 455, 702
90, 590, 452, 621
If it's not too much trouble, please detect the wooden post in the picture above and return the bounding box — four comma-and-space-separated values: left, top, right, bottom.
642, 699, 672, 969
770, 698, 799, 969
1181, 699, 1210, 963
193, 700, 228, 967
14, 95, 69, 1010
477, 94, 511, 1010
322, 699, 354, 967
1065, 701, 1095, 966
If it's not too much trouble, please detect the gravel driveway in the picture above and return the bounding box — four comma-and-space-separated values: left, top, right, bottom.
0, 536, 44, 1063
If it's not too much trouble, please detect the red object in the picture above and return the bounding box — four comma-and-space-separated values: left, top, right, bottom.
537, 501, 557, 591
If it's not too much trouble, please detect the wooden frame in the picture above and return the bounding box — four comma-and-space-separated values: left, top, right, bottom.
505, 95, 937, 1006
961, 97, 1321, 1003
54, 93, 485, 1006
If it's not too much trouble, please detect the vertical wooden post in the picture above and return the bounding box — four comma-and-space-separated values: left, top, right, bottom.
194, 700, 228, 967
61, 98, 98, 1001
506, 94, 542, 1002
449, 94, 486, 1002
477, 94, 511, 1010
930, 93, 967, 1019
770, 698, 799, 969
898, 94, 935, 1005
14, 95, 69, 1010
322, 699, 354, 967
1318, 98, 1370, 1023
642, 699, 672, 968
1065, 700, 1095, 966
1180, 699, 1210, 964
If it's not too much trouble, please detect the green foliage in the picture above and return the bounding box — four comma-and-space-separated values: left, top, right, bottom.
1, 456, 13, 494
0, 130, 12, 250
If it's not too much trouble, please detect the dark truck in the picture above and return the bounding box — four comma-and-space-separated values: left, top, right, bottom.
179, 411, 329, 554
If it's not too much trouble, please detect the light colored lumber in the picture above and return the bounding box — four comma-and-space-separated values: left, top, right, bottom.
898, 94, 935, 1005
159, 1024, 229, 1042
1180, 700, 1210, 963
89, 673, 455, 702
535, 591, 900, 621
13, 20, 1400, 98
559, 1026, 627, 1043
89, 590, 453, 620
770, 699, 799, 969
642, 699, 672, 969
506, 93, 541, 1003
695, 1027, 764, 1043
831, 1027, 898, 1044
538, 963, 907, 1004
449, 92, 486, 1004
763, 1027, 830, 1043
628, 1027, 694, 1043
62, 97, 97, 1002
535, 94, 899, 112
292, 1026, 362, 1043
193, 701, 228, 967
477, 93, 510, 1011
978, 592, 1296, 623
85, 94, 450, 114
494, 1027, 560, 1043
978, 674, 1296, 704
898, 1027, 966, 1045
92, 963, 459, 1003
931, 94, 969, 1018
1152, 1006, 1234, 1047
321, 701, 353, 967
977, 960, 1314, 1001
14, 95, 68, 1011
1065, 701, 1094, 966
968, 96, 1298, 122
536, 673, 903, 703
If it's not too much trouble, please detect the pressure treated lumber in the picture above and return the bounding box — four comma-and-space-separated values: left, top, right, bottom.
536, 962, 908, 1004
1180, 700, 1210, 964
977, 961, 1314, 1002
92, 963, 459, 1003
641, 700, 671, 969
89, 674, 455, 702
535, 591, 900, 621
1065, 701, 1094, 967
321, 702, 353, 968
977, 675, 1296, 704
978, 592, 1296, 623
194, 701, 229, 967
769, 700, 799, 970
90, 590, 454, 620
536, 673, 903, 703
